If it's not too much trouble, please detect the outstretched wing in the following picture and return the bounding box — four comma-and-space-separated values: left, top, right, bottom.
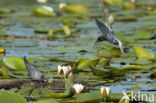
99, 3, 114, 34
105, 16, 114, 34
95, 18, 110, 37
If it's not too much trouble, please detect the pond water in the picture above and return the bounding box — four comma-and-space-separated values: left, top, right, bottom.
0, 0, 156, 102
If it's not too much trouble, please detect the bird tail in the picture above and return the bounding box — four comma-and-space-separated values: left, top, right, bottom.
23, 56, 28, 64
23, 56, 33, 73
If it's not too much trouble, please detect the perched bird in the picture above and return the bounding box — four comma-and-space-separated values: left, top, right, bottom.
23, 56, 45, 81
94, 17, 124, 54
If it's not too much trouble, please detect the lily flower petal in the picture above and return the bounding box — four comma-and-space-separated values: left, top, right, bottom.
73, 83, 84, 94
100, 87, 110, 97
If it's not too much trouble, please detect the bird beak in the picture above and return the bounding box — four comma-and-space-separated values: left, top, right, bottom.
93, 41, 98, 48
117, 40, 125, 55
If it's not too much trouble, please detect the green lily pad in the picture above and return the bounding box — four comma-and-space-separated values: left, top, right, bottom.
0, 67, 11, 78
32, 98, 57, 103
31, 89, 40, 96
17, 87, 32, 96
133, 31, 152, 39
62, 4, 90, 14
0, 8, 12, 14
76, 90, 102, 102
62, 19, 76, 28
94, 48, 121, 57
74, 58, 99, 72
0, 90, 27, 103
90, 66, 125, 77
32, 6, 56, 17
90, 66, 110, 77
103, 0, 123, 5
120, 65, 147, 70
64, 90, 102, 103
42, 90, 69, 98
64, 91, 124, 102
35, 28, 64, 34
115, 16, 137, 21
1, 56, 26, 71
133, 46, 155, 59
110, 57, 135, 65
123, 2, 135, 10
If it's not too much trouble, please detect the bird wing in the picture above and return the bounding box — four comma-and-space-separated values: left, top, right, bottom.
95, 18, 110, 37
105, 17, 114, 34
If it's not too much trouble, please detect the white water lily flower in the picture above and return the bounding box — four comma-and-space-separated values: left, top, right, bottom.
42, 6, 54, 12
37, 0, 47, 3
57, 65, 63, 75
62, 66, 70, 76
100, 87, 110, 97
72, 83, 84, 94
59, 3, 66, 9
57, 65, 72, 76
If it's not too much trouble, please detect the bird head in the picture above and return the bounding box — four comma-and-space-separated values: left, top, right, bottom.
94, 36, 105, 47
114, 39, 125, 55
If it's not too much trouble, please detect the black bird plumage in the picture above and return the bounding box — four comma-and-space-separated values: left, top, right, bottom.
94, 17, 124, 54
23, 56, 45, 81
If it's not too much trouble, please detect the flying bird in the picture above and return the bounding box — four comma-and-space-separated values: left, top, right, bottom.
23, 56, 45, 81
94, 17, 124, 54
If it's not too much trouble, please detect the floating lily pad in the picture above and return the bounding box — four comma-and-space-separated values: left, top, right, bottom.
90, 66, 125, 77
62, 19, 76, 28
64, 91, 124, 102
0, 67, 11, 78
133, 46, 155, 59
94, 48, 121, 57
62, 4, 90, 14
120, 65, 147, 70
32, 98, 57, 103
123, 2, 135, 10
133, 31, 152, 39
115, 16, 137, 21
0, 8, 12, 14
17, 87, 32, 96
42, 90, 68, 98
64, 90, 102, 103
32, 6, 56, 17
0, 90, 27, 103
90, 66, 110, 77
1, 56, 26, 71
103, 0, 123, 5
74, 58, 99, 72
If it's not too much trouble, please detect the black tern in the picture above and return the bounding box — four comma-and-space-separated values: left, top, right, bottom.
23, 56, 45, 81
94, 17, 124, 54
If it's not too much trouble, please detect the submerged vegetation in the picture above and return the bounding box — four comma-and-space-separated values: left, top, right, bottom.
0, 0, 156, 102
